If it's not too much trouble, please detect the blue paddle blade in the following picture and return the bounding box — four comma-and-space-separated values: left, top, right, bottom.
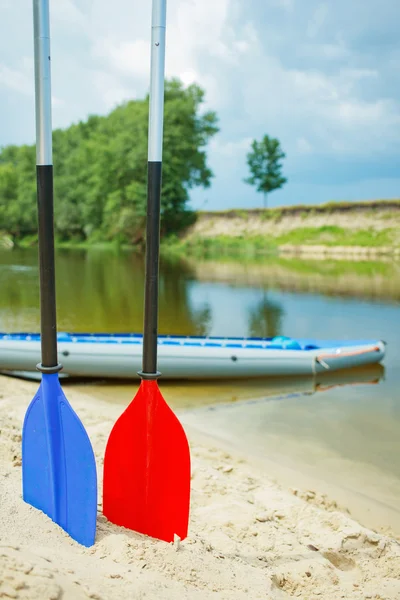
22, 373, 97, 547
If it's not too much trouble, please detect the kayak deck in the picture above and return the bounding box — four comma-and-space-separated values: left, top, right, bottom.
0, 332, 384, 350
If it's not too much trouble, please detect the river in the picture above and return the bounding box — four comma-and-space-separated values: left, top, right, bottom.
1, 247, 400, 535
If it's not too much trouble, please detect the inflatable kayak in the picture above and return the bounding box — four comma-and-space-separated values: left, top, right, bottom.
0, 332, 386, 380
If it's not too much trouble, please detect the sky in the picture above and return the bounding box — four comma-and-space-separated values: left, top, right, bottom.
0, 0, 399, 210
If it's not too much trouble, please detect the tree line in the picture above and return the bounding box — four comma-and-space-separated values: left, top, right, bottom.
0, 78, 287, 245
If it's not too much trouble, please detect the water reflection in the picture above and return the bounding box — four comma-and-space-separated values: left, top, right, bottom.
3, 248, 399, 338
0, 248, 212, 335
248, 291, 284, 338
60, 363, 385, 410
190, 256, 400, 304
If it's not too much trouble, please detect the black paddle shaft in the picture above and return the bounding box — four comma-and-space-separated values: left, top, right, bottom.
36, 165, 60, 371
141, 162, 162, 377
139, 0, 166, 379
33, 0, 61, 373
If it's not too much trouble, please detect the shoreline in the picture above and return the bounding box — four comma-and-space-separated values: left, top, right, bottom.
181, 411, 400, 540
1, 375, 400, 599
5, 238, 400, 258
2, 197, 400, 259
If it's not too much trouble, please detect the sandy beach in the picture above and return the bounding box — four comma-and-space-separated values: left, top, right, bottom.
1, 375, 400, 599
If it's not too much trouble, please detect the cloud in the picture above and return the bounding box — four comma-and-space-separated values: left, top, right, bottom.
276, 0, 295, 13
307, 3, 329, 38
92, 39, 150, 78
90, 69, 137, 111
51, 0, 87, 27
0, 64, 31, 96
211, 137, 253, 158
296, 138, 313, 154
0, 0, 399, 208
222, 5, 400, 170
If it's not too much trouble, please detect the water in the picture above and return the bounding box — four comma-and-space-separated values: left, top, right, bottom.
1, 247, 400, 534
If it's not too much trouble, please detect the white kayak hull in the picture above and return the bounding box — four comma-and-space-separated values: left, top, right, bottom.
0, 333, 386, 380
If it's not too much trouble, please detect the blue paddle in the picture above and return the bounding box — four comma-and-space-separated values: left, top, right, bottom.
21, 0, 97, 547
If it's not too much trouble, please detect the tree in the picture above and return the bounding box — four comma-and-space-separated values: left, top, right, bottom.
0, 145, 36, 240
0, 78, 219, 244
244, 135, 287, 208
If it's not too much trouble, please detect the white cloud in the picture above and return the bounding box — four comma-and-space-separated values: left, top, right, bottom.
179, 70, 199, 87
51, 96, 65, 107
343, 68, 378, 80
276, 0, 295, 13
316, 40, 349, 60
1, 0, 400, 209
91, 38, 150, 78
0, 64, 31, 96
211, 137, 253, 157
307, 3, 329, 38
51, 0, 87, 27
336, 99, 393, 123
83, 0, 247, 112
236, 38, 400, 159
297, 138, 313, 154
91, 70, 137, 110
83, 0, 398, 167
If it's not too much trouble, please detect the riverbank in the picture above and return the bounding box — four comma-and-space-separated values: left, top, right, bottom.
164, 199, 400, 259
1, 375, 400, 599
3, 199, 400, 259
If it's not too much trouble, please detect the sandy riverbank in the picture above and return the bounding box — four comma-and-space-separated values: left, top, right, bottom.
1, 375, 400, 599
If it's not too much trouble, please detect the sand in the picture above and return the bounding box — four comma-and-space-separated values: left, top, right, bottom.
1, 375, 400, 599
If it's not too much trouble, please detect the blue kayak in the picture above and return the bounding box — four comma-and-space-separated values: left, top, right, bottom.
0, 332, 386, 379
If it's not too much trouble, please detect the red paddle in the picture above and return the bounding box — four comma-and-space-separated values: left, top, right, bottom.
102, 0, 191, 542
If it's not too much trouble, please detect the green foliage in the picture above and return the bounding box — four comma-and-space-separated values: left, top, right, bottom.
162, 234, 277, 259
0, 145, 37, 240
0, 79, 218, 244
244, 135, 287, 207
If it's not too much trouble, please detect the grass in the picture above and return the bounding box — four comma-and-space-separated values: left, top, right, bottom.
162, 226, 397, 259
14, 234, 136, 252
273, 226, 394, 247
17, 234, 38, 248
161, 234, 278, 259
55, 240, 132, 251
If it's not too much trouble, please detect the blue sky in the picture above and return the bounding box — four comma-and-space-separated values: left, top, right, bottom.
0, 0, 399, 210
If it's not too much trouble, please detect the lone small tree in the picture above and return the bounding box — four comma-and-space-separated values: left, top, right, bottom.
244, 135, 287, 208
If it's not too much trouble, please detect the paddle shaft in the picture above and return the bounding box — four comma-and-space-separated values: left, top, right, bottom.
33, 0, 60, 372
141, 0, 167, 378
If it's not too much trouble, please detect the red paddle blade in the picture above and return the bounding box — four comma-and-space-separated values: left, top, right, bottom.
103, 380, 191, 542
